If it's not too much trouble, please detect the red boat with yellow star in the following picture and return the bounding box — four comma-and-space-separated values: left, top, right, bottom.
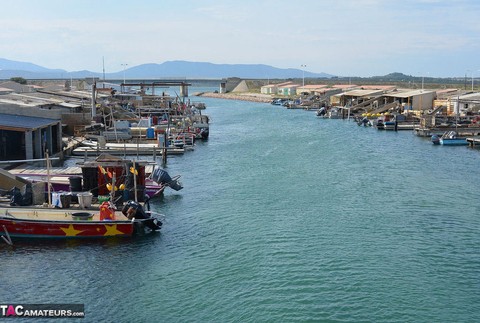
0, 154, 164, 243
0, 201, 162, 241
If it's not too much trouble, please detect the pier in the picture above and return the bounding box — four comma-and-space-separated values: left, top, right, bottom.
413, 127, 480, 137
466, 137, 480, 147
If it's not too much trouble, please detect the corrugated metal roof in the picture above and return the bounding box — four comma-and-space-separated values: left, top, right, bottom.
298, 84, 328, 89
358, 85, 396, 91
278, 84, 301, 88
340, 89, 384, 97
0, 113, 59, 131
387, 89, 435, 98
59, 102, 81, 108
332, 84, 357, 89
0, 98, 39, 107
456, 92, 480, 100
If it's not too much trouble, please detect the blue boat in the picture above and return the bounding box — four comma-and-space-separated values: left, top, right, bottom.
434, 131, 468, 145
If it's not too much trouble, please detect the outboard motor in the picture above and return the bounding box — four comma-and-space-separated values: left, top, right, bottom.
361, 117, 370, 127
431, 134, 440, 145
316, 107, 326, 116
121, 200, 162, 232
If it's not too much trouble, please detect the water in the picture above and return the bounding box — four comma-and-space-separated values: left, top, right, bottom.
3, 96, 480, 322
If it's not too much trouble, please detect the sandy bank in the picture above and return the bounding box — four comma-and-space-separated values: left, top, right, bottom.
197, 92, 272, 103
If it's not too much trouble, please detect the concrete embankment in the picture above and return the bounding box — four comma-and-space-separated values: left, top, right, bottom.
197, 92, 272, 103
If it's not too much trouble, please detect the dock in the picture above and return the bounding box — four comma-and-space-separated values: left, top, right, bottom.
466, 137, 480, 147
414, 127, 480, 137
8, 163, 156, 179
72, 146, 185, 157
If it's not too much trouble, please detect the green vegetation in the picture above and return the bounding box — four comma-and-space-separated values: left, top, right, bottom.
250, 73, 479, 91
10, 77, 27, 85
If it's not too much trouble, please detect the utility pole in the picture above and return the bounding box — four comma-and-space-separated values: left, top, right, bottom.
301, 64, 307, 87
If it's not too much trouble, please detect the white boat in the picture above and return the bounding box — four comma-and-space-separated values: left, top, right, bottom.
73, 146, 185, 156
326, 108, 342, 119
74, 140, 184, 156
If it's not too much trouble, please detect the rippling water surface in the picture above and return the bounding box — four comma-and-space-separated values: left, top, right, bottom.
3, 95, 480, 322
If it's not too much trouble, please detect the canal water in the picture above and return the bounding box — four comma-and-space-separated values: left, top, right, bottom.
3, 93, 480, 322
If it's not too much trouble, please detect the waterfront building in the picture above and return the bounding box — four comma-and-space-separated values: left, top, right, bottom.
260, 81, 294, 95
450, 92, 480, 115
277, 83, 301, 96
0, 113, 62, 161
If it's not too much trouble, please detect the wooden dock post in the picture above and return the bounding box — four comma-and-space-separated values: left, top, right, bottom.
162, 132, 168, 165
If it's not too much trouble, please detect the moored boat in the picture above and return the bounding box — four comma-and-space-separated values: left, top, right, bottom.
0, 154, 176, 243
9, 154, 180, 199
433, 131, 468, 146
0, 201, 162, 240
72, 144, 185, 156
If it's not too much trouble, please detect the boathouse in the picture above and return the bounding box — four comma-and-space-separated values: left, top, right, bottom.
277, 83, 301, 96
384, 89, 435, 112
296, 84, 328, 95
331, 89, 385, 108
450, 92, 480, 115
260, 82, 295, 95
0, 113, 62, 161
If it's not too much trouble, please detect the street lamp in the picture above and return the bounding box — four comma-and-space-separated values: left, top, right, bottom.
471, 70, 476, 91
301, 64, 306, 87
121, 63, 128, 85
476, 70, 480, 91
420, 72, 429, 91
466, 69, 474, 91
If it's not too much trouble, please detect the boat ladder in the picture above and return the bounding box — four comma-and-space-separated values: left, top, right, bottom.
1, 225, 13, 246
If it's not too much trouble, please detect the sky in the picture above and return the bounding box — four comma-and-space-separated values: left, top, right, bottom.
1, 0, 479, 78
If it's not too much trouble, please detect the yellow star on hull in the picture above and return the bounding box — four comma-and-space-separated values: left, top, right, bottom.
60, 224, 84, 236
103, 224, 125, 236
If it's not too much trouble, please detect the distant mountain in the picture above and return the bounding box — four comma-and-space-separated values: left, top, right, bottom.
114, 61, 333, 79
0, 58, 66, 74
0, 58, 334, 79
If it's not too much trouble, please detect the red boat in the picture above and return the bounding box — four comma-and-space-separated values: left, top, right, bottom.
0, 203, 162, 241
0, 154, 167, 243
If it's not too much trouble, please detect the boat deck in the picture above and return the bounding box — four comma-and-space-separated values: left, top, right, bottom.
8, 164, 156, 177
0, 202, 130, 222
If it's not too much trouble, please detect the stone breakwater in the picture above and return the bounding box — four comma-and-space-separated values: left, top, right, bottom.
197, 92, 272, 103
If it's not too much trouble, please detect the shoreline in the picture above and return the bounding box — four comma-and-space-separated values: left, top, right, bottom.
196, 92, 272, 103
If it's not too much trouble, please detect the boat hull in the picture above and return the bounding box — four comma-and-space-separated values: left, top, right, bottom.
0, 216, 134, 239
440, 139, 468, 145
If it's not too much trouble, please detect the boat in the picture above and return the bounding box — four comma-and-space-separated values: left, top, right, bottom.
15, 170, 172, 199
190, 114, 209, 140
383, 120, 397, 131
73, 141, 185, 156
168, 133, 196, 149
0, 201, 162, 240
356, 116, 372, 127
10, 154, 182, 199
325, 108, 342, 119
0, 155, 168, 242
432, 131, 468, 145
316, 107, 327, 117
